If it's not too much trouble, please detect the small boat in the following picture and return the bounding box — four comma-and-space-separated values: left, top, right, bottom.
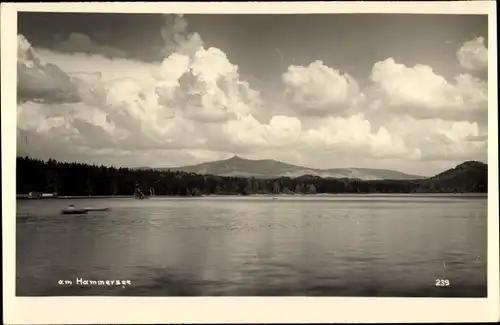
61, 206, 110, 215
61, 208, 88, 215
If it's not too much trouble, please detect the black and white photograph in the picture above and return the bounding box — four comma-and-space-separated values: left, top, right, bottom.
2, 1, 499, 324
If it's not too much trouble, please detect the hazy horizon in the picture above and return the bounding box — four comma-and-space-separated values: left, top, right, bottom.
17, 13, 488, 176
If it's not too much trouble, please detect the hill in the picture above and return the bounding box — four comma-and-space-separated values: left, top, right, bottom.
147, 155, 425, 180
419, 160, 487, 192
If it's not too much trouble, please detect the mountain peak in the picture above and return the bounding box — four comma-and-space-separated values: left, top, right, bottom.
160, 156, 425, 180
227, 155, 246, 161
455, 160, 486, 169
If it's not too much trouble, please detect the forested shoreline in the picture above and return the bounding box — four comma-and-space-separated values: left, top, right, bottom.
16, 157, 487, 197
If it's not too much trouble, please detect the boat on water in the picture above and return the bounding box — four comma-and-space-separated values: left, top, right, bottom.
61, 208, 88, 215
61, 205, 110, 215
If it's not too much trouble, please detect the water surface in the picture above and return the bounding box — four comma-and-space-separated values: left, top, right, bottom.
16, 195, 487, 297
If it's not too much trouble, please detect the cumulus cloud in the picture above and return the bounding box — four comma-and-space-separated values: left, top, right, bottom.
161, 14, 204, 57
369, 57, 487, 117
282, 60, 365, 116
301, 114, 419, 159
54, 33, 128, 58
223, 115, 302, 148
18, 100, 123, 151
17, 14, 264, 157
168, 47, 263, 123
17, 35, 81, 103
222, 113, 422, 161
16, 15, 488, 174
382, 116, 486, 162
457, 36, 488, 71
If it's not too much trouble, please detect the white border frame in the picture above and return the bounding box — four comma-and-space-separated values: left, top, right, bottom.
2, 2, 499, 323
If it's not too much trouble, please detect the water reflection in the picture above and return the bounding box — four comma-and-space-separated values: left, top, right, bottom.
16, 195, 487, 297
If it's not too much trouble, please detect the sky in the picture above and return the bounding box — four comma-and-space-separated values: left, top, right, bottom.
16, 12, 489, 176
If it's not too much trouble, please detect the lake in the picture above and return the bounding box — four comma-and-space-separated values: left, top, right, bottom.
16, 195, 487, 297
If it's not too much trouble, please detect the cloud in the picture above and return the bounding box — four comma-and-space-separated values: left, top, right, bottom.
156, 16, 264, 123
36, 49, 159, 83
369, 58, 487, 117
223, 115, 302, 148
281, 60, 365, 116
17, 100, 124, 151
17, 35, 81, 104
161, 14, 204, 57
17, 14, 264, 156
301, 114, 419, 159
456, 36, 488, 71
181, 48, 262, 122
222, 113, 421, 161
16, 15, 488, 175
19, 14, 262, 127
53, 33, 128, 58
382, 116, 486, 162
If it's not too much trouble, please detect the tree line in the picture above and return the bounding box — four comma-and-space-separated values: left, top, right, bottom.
16, 156, 487, 196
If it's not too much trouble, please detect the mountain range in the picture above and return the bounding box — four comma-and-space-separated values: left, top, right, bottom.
142, 155, 427, 180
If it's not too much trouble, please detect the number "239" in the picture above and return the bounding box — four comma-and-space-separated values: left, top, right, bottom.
435, 279, 450, 286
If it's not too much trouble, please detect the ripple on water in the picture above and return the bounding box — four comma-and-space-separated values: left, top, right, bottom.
16, 196, 487, 297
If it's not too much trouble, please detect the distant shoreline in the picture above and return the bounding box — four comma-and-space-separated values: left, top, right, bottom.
16, 193, 488, 200
16, 195, 132, 200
